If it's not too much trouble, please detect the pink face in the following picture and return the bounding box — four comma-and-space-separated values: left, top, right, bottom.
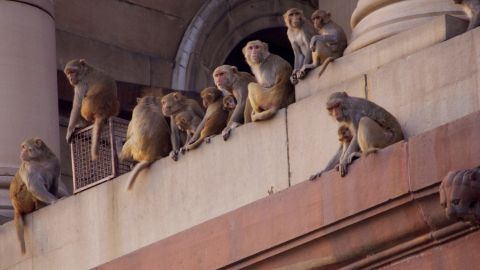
64, 67, 79, 85
287, 10, 303, 28
246, 43, 264, 63
214, 70, 229, 89
327, 100, 345, 122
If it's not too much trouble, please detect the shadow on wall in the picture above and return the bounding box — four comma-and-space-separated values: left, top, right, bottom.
224, 27, 294, 73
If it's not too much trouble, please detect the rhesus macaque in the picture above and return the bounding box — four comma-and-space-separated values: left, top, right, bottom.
120, 96, 171, 190
299, 10, 347, 79
284, 8, 316, 84
309, 125, 359, 180
185, 87, 229, 150
161, 92, 205, 160
174, 111, 202, 153
243, 40, 295, 122
326, 92, 404, 177
64, 59, 120, 160
453, 0, 480, 30
223, 95, 237, 112
9, 138, 60, 254
213, 65, 256, 140
440, 167, 480, 223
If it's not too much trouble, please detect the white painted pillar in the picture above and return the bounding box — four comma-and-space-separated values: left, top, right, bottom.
0, 0, 59, 221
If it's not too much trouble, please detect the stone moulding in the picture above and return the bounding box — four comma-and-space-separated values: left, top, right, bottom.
97, 111, 480, 270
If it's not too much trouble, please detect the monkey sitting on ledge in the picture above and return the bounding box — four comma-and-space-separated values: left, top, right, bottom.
9, 138, 60, 254
64, 59, 120, 160
321, 92, 404, 177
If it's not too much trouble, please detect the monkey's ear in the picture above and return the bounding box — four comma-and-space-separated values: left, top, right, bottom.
231, 66, 239, 73
341, 91, 348, 97
79, 59, 86, 65
136, 97, 141, 103
325, 12, 332, 21
263, 42, 269, 51
34, 138, 43, 147
173, 92, 180, 100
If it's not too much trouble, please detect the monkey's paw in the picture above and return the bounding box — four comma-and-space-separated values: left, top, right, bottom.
339, 162, 348, 177
309, 172, 322, 181
222, 128, 231, 141
170, 150, 179, 161
179, 147, 187, 155
297, 69, 307, 79
290, 74, 299, 85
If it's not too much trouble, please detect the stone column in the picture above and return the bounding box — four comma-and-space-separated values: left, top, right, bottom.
346, 0, 463, 54
0, 0, 59, 222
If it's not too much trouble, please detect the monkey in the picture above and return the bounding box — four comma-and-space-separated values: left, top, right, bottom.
453, 0, 480, 30
185, 87, 229, 150
309, 125, 360, 180
120, 96, 172, 190
284, 8, 316, 84
243, 40, 295, 122
9, 138, 60, 254
174, 111, 202, 153
161, 92, 205, 160
64, 59, 120, 160
298, 10, 348, 79
439, 167, 480, 223
223, 95, 237, 113
325, 92, 404, 177
213, 65, 256, 140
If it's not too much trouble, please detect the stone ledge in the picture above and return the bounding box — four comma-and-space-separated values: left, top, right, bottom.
295, 14, 467, 101
96, 111, 480, 270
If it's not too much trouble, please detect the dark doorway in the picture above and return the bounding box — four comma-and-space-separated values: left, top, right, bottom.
224, 27, 294, 73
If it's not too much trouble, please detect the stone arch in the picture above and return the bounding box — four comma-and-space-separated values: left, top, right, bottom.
171, 0, 316, 91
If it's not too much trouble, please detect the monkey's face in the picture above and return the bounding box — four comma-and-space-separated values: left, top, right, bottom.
161, 93, 183, 116
312, 10, 330, 29
175, 115, 188, 131
20, 139, 44, 161
64, 59, 87, 86
223, 96, 236, 111
213, 69, 231, 90
284, 8, 303, 28
338, 126, 352, 143
244, 42, 267, 64
327, 99, 347, 122
201, 88, 220, 108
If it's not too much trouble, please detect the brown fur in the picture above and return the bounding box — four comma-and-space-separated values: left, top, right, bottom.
299, 10, 347, 79
64, 59, 119, 160
326, 92, 404, 177
213, 65, 256, 140
242, 40, 295, 122
9, 138, 60, 254
283, 8, 316, 84
161, 92, 205, 160
186, 88, 229, 150
120, 96, 171, 190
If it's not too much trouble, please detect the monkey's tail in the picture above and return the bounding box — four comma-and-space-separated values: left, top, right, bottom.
91, 117, 105, 161
127, 161, 153, 190
14, 211, 26, 254
317, 57, 334, 78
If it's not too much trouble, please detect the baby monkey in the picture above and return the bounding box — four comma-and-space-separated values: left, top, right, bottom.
185, 87, 229, 150
309, 125, 358, 180
175, 111, 202, 153
9, 138, 60, 254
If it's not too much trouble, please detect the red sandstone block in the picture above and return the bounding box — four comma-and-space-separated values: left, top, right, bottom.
408, 111, 480, 191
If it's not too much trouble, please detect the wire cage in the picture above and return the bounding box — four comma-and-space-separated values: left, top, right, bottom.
70, 117, 134, 193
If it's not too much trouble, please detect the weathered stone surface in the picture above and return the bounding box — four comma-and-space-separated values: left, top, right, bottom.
288, 76, 366, 185
295, 15, 467, 101
367, 30, 478, 138
56, 31, 151, 85
347, 0, 462, 53
54, 0, 186, 59
123, 0, 205, 23
150, 58, 173, 88
0, 110, 289, 270
408, 112, 480, 191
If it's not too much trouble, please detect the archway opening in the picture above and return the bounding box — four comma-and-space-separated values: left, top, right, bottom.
224, 27, 294, 73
